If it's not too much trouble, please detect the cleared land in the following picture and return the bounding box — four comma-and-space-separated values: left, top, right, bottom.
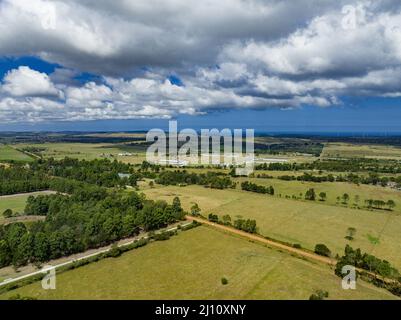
0, 226, 396, 300
15, 142, 146, 164
0, 145, 33, 162
322, 142, 401, 160
236, 177, 401, 212
143, 185, 401, 269
0, 191, 56, 224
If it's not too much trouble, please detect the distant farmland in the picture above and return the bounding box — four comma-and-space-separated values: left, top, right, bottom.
0, 144, 33, 162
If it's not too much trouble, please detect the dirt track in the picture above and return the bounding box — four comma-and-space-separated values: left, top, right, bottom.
186, 215, 400, 285
186, 215, 336, 265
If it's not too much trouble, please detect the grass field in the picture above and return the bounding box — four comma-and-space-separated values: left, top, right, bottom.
0, 226, 396, 300
15, 142, 146, 164
0, 145, 33, 162
143, 185, 401, 269
0, 192, 55, 224
235, 177, 401, 212
322, 142, 401, 159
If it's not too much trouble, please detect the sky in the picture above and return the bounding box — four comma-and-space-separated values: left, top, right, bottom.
0, 0, 401, 132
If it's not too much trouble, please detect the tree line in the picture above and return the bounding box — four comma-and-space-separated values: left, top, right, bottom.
255, 158, 401, 174
155, 170, 234, 189
240, 181, 274, 195
207, 213, 257, 234
335, 245, 400, 280
0, 185, 186, 268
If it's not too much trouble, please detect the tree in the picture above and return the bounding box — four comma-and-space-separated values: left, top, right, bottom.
0, 240, 11, 268
305, 188, 316, 201
342, 193, 349, 204
2, 209, 13, 218
314, 244, 331, 257
222, 214, 232, 225
33, 232, 50, 262
13, 233, 34, 267
319, 192, 327, 202
172, 197, 184, 220
221, 277, 228, 285
121, 214, 138, 238
208, 213, 219, 223
190, 203, 201, 216
346, 227, 357, 240
5, 223, 27, 253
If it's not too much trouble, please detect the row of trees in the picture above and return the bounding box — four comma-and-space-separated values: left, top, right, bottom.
302, 188, 396, 211
255, 158, 401, 174
155, 170, 234, 189
365, 199, 396, 210
240, 181, 274, 195
276, 172, 401, 188
335, 245, 399, 279
207, 213, 257, 234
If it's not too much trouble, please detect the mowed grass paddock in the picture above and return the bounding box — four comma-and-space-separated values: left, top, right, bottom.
322, 142, 401, 160
0, 226, 396, 300
15, 142, 147, 164
236, 177, 401, 213
0, 145, 33, 162
143, 185, 401, 270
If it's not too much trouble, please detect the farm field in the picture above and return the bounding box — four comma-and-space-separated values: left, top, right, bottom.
15, 142, 147, 164
0, 226, 396, 300
322, 142, 401, 159
235, 177, 401, 212
0, 145, 33, 162
142, 185, 401, 269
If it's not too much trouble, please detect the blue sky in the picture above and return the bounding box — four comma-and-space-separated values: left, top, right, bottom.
1, 1, 401, 133
0, 56, 400, 133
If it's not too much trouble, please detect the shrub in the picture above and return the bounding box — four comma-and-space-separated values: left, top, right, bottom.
314, 244, 331, 257
208, 213, 219, 223
309, 290, 329, 300
107, 244, 122, 258
221, 277, 228, 285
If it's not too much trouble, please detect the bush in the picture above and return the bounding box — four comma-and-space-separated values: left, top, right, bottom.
293, 243, 302, 249
153, 231, 173, 241
314, 244, 331, 257
2, 209, 13, 218
107, 244, 122, 258
208, 213, 219, 223
181, 221, 201, 231
309, 290, 329, 300
221, 277, 228, 285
